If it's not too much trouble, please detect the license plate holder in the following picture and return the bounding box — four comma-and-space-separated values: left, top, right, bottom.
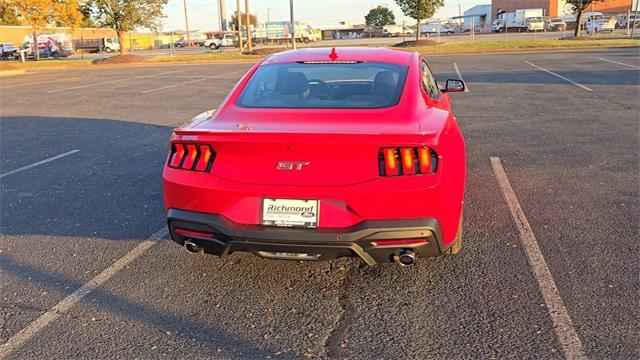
261, 198, 319, 228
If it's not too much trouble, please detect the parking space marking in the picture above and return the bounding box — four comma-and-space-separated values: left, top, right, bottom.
140, 69, 247, 94
524, 60, 593, 92
0, 76, 84, 89
490, 157, 587, 360
46, 69, 188, 93
0, 150, 80, 179
453, 62, 470, 92
0, 227, 168, 359
597, 57, 640, 70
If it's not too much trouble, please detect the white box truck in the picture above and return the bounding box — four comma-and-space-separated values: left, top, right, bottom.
492, 8, 544, 32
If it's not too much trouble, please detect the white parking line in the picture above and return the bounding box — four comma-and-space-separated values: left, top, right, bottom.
0, 150, 80, 179
0, 76, 84, 89
524, 60, 593, 92
597, 57, 640, 70
46, 69, 188, 93
490, 157, 587, 360
0, 227, 168, 359
453, 62, 470, 92
141, 69, 247, 94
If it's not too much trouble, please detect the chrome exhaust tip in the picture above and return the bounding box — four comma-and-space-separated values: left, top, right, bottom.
394, 249, 417, 266
184, 240, 201, 254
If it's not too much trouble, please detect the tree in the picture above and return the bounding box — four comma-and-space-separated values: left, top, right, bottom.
230, 11, 257, 31
79, 1, 97, 27
6, 0, 82, 59
564, 0, 604, 37
395, 0, 444, 41
89, 0, 167, 55
365, 5, 395, 27
0, 1, 22, 25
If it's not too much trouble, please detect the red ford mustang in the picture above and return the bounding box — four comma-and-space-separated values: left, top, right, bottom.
163, 47, 466, 266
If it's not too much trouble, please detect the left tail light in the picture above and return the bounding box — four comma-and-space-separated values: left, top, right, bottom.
168, 143, 215, 172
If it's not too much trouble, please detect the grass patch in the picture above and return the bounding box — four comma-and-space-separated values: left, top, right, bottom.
148, 51, 260, 63
402, 38, 640, 55
8, 58, 93, 69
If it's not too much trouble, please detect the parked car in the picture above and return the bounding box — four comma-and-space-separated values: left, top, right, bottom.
617, 12, 640, 28
0, 42, 17, 60
584, 16, 617, 33
162, 47, 467, 266
545, 17, 567, 31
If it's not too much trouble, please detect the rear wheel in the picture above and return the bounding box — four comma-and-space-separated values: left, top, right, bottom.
447, 214, 463, 255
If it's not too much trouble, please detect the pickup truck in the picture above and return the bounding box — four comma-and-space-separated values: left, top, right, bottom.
204, 34, 236, 49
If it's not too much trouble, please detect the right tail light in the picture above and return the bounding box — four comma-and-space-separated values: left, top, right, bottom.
379, 147, 438, 176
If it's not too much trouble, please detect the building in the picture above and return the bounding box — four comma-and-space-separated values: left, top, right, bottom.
462, 4, 492, 30
490, 0, 634, 21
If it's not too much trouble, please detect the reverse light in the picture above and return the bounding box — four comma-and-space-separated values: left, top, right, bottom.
168, 143, 215, 172
379, 147, 438, 176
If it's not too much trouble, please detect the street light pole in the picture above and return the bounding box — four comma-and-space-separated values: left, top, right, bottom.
183, 0, 191, 47
290, 0, 296, 49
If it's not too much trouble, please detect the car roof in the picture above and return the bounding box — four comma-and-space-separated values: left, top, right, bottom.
262, 47, 415, 66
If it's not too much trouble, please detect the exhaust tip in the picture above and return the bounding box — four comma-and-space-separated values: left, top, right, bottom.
394, 249, 417, 266
184, 240, 201, 254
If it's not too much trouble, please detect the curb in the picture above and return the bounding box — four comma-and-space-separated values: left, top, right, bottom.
0, 69, 27, 77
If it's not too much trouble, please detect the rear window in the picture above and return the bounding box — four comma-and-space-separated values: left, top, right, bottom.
237, 62, 408, 109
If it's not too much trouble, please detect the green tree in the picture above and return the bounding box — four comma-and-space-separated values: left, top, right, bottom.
230, 11, 257, 31
88, 0, 167, 55
395, 0, 444, 41
564, 0, 604, 37
79, 1, 97, 27
365, 5, 395, 27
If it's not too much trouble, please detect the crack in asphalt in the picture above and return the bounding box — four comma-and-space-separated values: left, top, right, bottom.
324, 267, 357, 359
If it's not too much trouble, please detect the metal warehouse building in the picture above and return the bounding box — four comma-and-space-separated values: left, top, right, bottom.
490, 0, 634, 21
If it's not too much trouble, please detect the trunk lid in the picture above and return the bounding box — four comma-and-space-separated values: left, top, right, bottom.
174, 109, 433, 187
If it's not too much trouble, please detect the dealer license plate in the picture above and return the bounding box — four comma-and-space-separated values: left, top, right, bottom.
262, 198, 319, 228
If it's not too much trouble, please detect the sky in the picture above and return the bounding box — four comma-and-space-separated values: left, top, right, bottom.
161, 0, 490, 32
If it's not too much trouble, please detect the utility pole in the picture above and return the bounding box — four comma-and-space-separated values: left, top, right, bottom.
245, 0, 252, 51
219, 0, 227, 31
236, 0, 243, 52
631, 0, 639, 38
590, 1, 595, 38
183, 0, 191, 47
290, 0, 296, 49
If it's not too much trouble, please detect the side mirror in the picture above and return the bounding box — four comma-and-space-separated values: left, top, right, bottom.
443, 79, 465, 93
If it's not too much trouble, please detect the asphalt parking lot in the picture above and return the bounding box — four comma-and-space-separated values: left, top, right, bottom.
0, 47, 638, 359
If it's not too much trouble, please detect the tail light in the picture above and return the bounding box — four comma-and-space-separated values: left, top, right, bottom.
168, 143, 215, 172
379, 147, 437, 176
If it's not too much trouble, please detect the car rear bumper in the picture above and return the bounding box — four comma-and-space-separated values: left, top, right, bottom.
167, 208, 449, 265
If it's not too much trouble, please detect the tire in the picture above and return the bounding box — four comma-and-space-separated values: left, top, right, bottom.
209, 43, 217, 50
447, 213, 463, 255
105, 47, 111, 53
303, 37, 310, 44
